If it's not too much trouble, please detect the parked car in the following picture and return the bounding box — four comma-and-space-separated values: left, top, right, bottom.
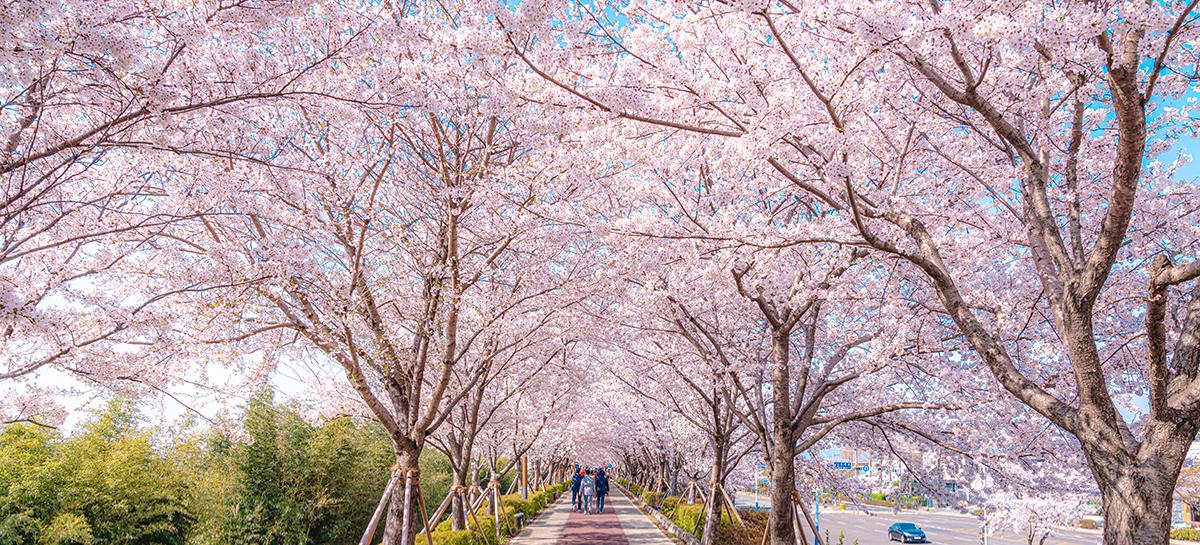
888, 522, 927, 543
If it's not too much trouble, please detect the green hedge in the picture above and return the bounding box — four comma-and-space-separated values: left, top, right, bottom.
426, 483, 567, 545
642, 491, 666, 506
662, 500, 735, 539
1173, 528, 1199, 541
616, 478, 644, 497
430, 529, 492, 545
669, 503, 706, 537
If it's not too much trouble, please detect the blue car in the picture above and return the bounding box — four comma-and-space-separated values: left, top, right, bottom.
888, 522, 927, 543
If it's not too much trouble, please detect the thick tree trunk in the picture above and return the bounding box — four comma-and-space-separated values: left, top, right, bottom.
768, 333, 797, 545
769, 439, 797, 545
383, 444, 422, 545
1099, 476, 1172, 545
1086, 420, 1192, 545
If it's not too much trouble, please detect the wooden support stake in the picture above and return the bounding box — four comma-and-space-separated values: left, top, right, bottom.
469, 486, 488, 512
492, 481, 504, 542
719, 484, 745, 527
796, 494, 823, 545
399, 469, 415, 545
692, 488, 711, 537
793, 502, 807, 545
411, 481, 433, 545
521, 455, 529, 499
424, 488, 456, 536
359, 469, 401, 545
467, 503, 488, 541
496, 484, 515, 535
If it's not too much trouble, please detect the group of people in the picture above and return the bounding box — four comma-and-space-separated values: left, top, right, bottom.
570, 466, 610, 514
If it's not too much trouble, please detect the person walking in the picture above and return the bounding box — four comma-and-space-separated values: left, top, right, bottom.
571, 466, 583, 512
580, 469, 597, 514
595, 469, 610, 513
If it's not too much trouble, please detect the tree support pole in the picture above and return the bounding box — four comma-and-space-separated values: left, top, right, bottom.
399, 467, 417, 545
424, 487, 456, 536
521, 455, 529, 499
719, 484, 745, 527
360, 467, 401, 545
796, 492, 822, 545
414, 478, 434, 545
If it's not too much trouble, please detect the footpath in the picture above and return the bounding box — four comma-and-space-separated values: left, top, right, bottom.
508, 489, 675, 545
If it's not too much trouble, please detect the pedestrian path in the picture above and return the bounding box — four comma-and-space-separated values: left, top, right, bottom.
509, 490, 675, 545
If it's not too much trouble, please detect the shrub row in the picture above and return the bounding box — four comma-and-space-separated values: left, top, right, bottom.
629, 491, 735, 540
1173, 528, 1199, 541
616, 478, 645, 498
641, 491, 666, 506
618, 483, 765, 545
426, 482, 567, 545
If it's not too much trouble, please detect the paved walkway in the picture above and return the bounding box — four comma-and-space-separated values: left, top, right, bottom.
509, 490, 675, 545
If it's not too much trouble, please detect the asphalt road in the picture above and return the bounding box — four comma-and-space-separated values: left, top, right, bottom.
733, 492, 1101, 545
795, 507, 1103, 545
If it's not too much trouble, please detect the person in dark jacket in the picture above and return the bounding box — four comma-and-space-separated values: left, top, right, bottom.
571, 466, 583, 512
595, 469, 610, 513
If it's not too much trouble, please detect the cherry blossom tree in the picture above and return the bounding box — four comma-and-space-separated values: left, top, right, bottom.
545, 138, 972, 544
610, 316, 755, 545
0, 0, 358, 425
494, 2, 1200, 543
150, 8, 594, 540
986, 492, 1093, 545
429, 333, 579, 529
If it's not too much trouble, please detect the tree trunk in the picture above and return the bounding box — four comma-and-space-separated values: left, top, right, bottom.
768, 439, 797, 545
450, 467, 469, 530
1099, 480, 1172, 545
768, 332, 797, 545
383, 444, 422, 545
1098, 467, 1177, 545
671, 462, 681, 497
1087, 420, 1192, 545
701, 445, 727, 545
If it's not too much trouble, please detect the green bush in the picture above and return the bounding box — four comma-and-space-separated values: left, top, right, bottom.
642, 491, 666, 505
668, 503, 705, 537
431, 487, 561, 544
525, 490, 554, 513
1079, 519, 1099, 530
501, 495, 532, 519
1173, 528, 1199, 541
660, 496, 683, 513
664, 502, 735, 538
616, 479, 645, 497
462, 514, 503, 544
429, 529, 480, 545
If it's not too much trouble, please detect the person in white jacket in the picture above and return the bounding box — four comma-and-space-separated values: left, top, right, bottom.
579, 469, 597, 514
